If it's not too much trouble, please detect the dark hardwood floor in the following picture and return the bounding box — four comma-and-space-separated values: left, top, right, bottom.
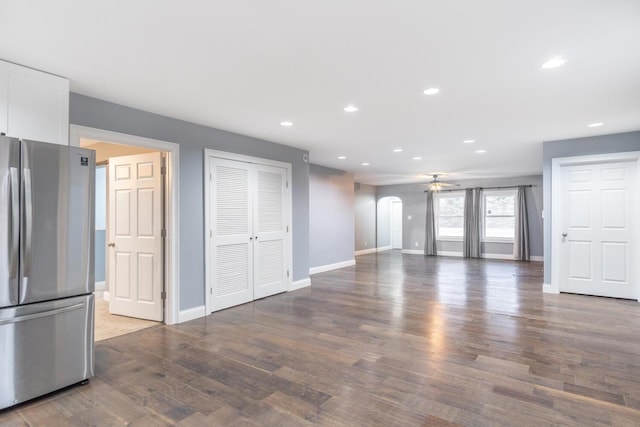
3, 251, 640, 426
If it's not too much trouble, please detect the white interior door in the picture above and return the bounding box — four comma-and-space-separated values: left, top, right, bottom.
391, 200, 402, 249
208, 156, 290, 312
559, 161, 638, 299
254, 165, 288, 299
209, 158, 254, 311
108, 152, 164, 321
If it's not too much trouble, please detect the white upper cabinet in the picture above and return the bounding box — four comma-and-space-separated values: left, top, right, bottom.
0, 60, 69, 145
0, 63, 7, 136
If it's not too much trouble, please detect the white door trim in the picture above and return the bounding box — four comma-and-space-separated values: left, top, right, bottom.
551, 151, 640, 298
391, 199, 402, 249
204, 149, 293, 314
69, 125, 181, 325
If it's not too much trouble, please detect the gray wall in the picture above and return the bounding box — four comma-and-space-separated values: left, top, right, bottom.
354, 183, 376, 251
95, 230, 106, 283
309, 164, 355, 268
376, 175, 544, 256
542, 130, 640, 283
70, 93, 310, 311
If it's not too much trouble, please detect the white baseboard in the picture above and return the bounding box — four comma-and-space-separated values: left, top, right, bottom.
178, 305, 206, 323
355, 246, 393, 256
403, 251, 545, 262
484, 254, 545, 261
355, 247, 377, 256
102, 291, 110, 302
543, 283, 558, 294
401, 249, 424, 255
485, 253, 517, 260
310, 259, 355, 275
290, 278, 311, 291
437, 251, 463, 257
95, 281, 106, 291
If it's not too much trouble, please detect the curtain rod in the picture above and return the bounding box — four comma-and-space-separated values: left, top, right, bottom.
424, 184, 533, 193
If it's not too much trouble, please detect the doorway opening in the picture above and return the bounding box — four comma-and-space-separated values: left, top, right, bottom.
377, 196, 403, 251
71, 125, 181, 332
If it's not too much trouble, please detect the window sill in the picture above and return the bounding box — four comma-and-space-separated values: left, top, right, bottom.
437, 237, 463, 242
482, 239, 514, 244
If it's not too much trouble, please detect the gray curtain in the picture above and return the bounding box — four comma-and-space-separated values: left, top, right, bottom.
463, 188, 482, 258
424, 191, 437, 256
514, 186, 530, 261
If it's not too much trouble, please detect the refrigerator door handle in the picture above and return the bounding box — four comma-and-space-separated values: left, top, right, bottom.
0, 302, 84, 326
23, 168, 33, 281
9, 167, 19, 279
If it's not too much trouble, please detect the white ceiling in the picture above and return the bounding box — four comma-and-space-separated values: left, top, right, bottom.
1, 0, 639, 185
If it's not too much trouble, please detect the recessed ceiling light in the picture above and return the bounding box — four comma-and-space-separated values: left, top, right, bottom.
280, 121, 293, 127
463, 139, 475, 144
541, 56, 566, 69
337, 156, 346, 160
393, 148, 403, 153
344, 105, 359, 112
423, 88, 440, 95
588, 122, 604, 127
475, 150, 487, 154
361, 162, 370, 166
413, 156, 422, 160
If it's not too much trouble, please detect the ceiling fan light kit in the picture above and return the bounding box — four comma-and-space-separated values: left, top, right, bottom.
429, 174, 450, 192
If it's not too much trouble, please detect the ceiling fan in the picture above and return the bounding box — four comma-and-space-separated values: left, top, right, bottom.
427, 174, 459, 192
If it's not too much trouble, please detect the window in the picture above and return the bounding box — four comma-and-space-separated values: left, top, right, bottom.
435, 192, 465, 239
482, 189, 516, 241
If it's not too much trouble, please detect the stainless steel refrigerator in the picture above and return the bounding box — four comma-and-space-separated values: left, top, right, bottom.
0, 136, 95, 410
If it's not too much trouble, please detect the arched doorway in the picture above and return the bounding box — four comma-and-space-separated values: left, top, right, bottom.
377, 196, 403, 251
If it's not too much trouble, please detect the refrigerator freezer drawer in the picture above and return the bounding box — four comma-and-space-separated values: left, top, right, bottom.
0, 294, 94, 410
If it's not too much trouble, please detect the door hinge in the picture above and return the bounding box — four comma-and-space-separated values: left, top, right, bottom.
286, 226, 289, 232
287, 270, 290, 278
210, 288, 213, 295
161, 291, 167, 300
161, 166, 167, 175
210, 230, 213, 237
210, 173, 212, 181
161, 229, 166, 238
286, 181, 289, 188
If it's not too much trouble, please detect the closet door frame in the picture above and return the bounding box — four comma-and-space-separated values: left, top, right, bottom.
204, 149, 293, 314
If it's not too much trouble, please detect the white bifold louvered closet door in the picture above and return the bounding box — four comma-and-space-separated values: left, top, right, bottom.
209, 157, 289, 312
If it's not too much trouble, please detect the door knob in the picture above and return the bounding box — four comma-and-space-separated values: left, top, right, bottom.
561, 233, 567, 237
108, 242, 115, 247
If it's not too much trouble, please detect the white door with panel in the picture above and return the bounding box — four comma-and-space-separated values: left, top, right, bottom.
253, 164, 288, 299
108, 152, 164, 321
391, 200, 403, 249
209, 158, 254, 311
209, 157, 289, 312
558, 161, 638, 299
